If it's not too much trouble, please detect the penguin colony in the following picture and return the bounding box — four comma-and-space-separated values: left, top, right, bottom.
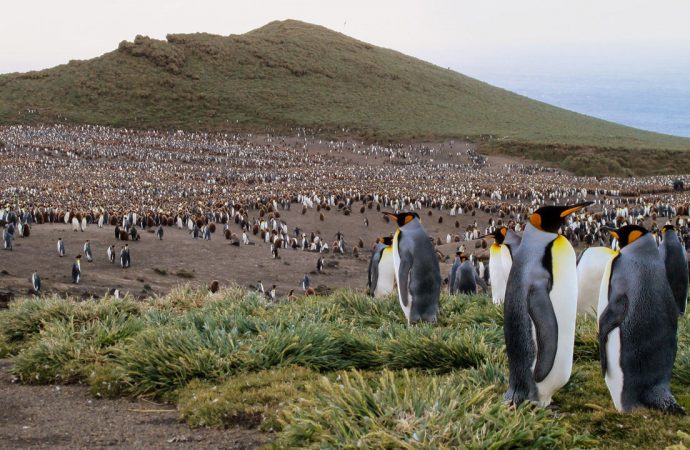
1, 125, 689, 416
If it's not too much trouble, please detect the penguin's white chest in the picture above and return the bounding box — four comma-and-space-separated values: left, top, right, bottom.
577, 247, 617, 316
374, 248, 396, 298
392, 229, 412, 321
489, 244, 506, 305
535, 236, 577, 405
597, 255, 624, 411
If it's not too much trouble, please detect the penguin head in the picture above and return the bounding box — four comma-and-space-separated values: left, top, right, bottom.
604, 224, 648, 248
383, 211, 419, 227
529, 202, 593, 233
661, 224, 676, 235
480, 227, 507, 244
378, 236, 394, 246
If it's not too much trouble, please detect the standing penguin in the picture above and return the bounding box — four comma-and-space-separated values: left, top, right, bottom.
504, 202, 592, 406
123, 244, 131, 268
107, 245, 115, 264
384, 212, 441, 324
448, 252, 461, 295
72, 255, 81, 284
31, 272, 41, 294
367, 237, 396, 298
599, 225, 684, 414
481, 227, 522, 305
3, 228, 12, 250
301, 273, 310, 292
659, 225, 689, 315
57, 237, 65, 257
317, 256, 324, 274
453, 254, 488, 295
156, 224, 164, 240
576, 246, 618, 316
83, 240, 93, 262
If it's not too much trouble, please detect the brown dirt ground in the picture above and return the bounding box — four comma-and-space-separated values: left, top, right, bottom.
0, 205, 495, 301
0, 359, 270, 450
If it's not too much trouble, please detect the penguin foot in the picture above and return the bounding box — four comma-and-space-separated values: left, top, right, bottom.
504, 388, 529, 407
641, 387, 686, 415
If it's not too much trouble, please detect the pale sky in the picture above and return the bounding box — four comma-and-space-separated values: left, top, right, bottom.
2, 0, 690, 76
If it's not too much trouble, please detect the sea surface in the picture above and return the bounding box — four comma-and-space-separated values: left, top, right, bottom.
475, 72, 690, 138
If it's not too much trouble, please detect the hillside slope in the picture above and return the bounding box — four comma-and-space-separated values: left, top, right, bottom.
1, 20, 689, 174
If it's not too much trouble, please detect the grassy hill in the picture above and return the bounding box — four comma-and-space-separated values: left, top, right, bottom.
1, 20, 690, 175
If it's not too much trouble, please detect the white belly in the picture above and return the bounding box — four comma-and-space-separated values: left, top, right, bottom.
489, 244, 505, 305
374, 249, 396, 298
392, 229, 411, 321
577, 247, 617, 316
604, 328, 625, 411
535, 237, 577, 406
597, 252, 624, 411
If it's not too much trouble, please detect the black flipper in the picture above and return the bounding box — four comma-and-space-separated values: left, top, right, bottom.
528, 284, 559, 383
398, 256, 412, 308
598, 292, 628, 377
367, 247, 384, 296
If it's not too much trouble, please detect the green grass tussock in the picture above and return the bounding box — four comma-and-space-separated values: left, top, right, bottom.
179, 366, 318, 431
277, 369, 592, 449
2, 287, 690, 447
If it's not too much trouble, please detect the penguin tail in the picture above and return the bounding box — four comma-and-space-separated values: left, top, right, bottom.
641, 386, 686, 415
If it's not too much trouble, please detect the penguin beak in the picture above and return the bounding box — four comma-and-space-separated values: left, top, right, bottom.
559, 201, 594, 218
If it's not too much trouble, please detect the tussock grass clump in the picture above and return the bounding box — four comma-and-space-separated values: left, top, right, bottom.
5, 287, 690, 447
100, 326, 249, 398
278, 369, 593, 449
12, 314, 145, 384
0, 296, 141, 356
378, 324, 499, 372
178, 366, 318, 431
252, 324, 380, 371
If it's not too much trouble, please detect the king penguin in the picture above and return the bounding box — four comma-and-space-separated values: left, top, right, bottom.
598, 225, 684, 414
504, 202, 591, 406
72, 255, 81, 284
367, 237, 396, 298
31, 272, 41, 294
481, 227, 522, 305
453, 254, 487, 295
384, 212, 441, 324
658, 225, 689, 315
57, 237, 65, 257
575, 246, 618, 316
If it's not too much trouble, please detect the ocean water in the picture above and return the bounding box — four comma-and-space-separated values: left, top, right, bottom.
475, 72, 690, 138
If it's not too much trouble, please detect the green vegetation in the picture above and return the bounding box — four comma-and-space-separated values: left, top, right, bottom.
1, 20, 689, 176
1, 287, 690, 448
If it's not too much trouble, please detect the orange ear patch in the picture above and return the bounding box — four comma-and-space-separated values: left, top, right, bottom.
404, 215, 414, 225
530, 214, 542, 230
500, 228, 507, 237
628, 230, 643, 244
